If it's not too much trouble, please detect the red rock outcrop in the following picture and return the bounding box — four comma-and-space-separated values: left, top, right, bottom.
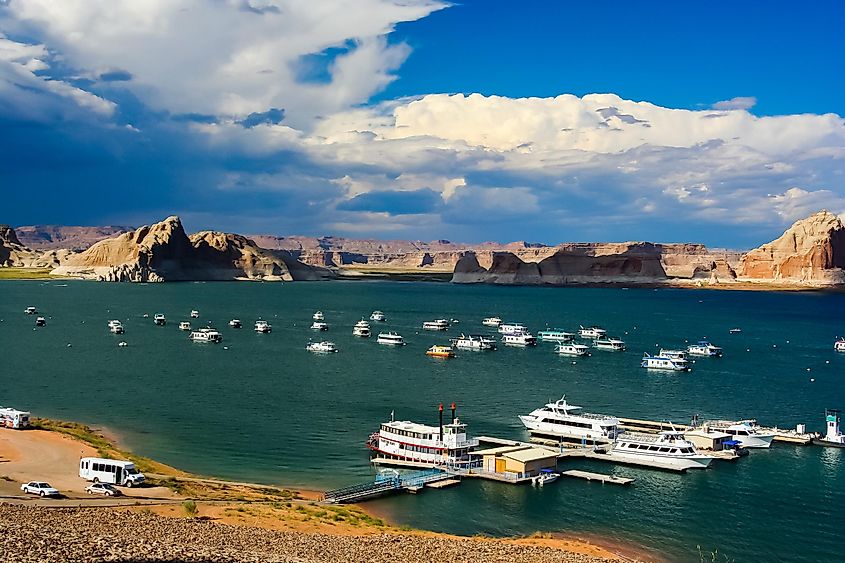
14, 225, 131, 250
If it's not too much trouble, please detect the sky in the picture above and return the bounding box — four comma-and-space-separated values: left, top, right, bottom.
1, 0, 844, 248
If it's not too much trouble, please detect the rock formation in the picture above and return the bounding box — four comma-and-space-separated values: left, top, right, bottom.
739, 210, 845, 285
14, 225, 131, 250
0, 225, 71, 267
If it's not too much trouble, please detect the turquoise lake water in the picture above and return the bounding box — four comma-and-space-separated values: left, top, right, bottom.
1, 280, 843, 561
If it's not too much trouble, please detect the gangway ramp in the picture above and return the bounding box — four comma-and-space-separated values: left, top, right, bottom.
323, 469, 451, 503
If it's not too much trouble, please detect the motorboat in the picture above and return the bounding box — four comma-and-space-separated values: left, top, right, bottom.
531, 469, 559, 486
229, 319, 242, 329
311, 321, 329, 331
729, 328, 742, 334
501, 332, 537, 346
498, 322, 528, 335
190, 328, 222, 343
353, 319, 371, 337
35, 317, 46, 327
519, 396, 619, 444
641, 353, 690, 371
699, 420, 774, 448
482, 317, 503, 327
578, 326, 607, 339
24, 307, 37, 315
426, 345, 455, 358
178, 321, 192, 331
313, 311, 324, 321
109, 321, 125, 334
814, 409, 845, 447
254, 320, 272, 333
593, 337, 626, 351
190, 310, 200, 318
422, 319, 450, 331
659, 349, 688, 361
451, 334, 497, 350
377, 332, 405, 346
687, 341, 723, 357
370, 311, 386, 322
835, 339, 845, 353
555, 343, 590, 356
153, 314, 166, 326
306, 341, 338, 353
610, 430, 713, 470
537, 329, 576, 342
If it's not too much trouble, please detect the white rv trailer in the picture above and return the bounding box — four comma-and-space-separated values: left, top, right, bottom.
0, 408, 31, 429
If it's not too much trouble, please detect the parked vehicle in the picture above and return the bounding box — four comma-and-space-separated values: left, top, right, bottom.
85, 483, 122, 496
21, 481, 59, 497
79, 458, 145, 487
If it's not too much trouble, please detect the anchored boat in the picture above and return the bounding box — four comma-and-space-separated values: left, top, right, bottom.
641, 353, 690, 371
422, 319, 450, 331
578, 326, 607, 339
519, 396, 619, 445
377, 332, 405, 346
593, 337, 626, 351
254, 320, 272, 333
306, 341, 338, 353
482, 317, 503, 327
451, 334, 497, 350
537, 329, 576, 342
814, 409, 845, 447
687, 340, 723, 357
426, 345, 455, 358
190, 328, 222, 343
555, 342, 590, 356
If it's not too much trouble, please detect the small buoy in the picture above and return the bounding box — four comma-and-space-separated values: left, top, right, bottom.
571, 361, 576, 365
624, 331, 628, 335
806, 368, 811, 371
826, 360, 830, 364
746, 348, 750, 352
773, 344, 777, 348
810, 378, 815, 382
786, 340, 790, 344
66, 343, 72, 347
223, 346, 229, 350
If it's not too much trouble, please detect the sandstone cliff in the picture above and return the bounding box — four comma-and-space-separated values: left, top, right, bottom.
14, 225, 131, 250
0, 225, 72, 267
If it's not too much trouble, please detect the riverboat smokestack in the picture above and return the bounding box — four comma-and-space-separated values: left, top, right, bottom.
451, 402, 456, 423
439, 403, 444, 442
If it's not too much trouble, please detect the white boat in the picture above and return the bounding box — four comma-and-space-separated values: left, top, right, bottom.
641, 353, 690, 371
593, 337, 626, 351
835, 339, 845, 352
254, 320, 272, 333
659, 349, 688, 361
370, 311, 386, 322
190, 328, 222, 343
377, 332, 405, 346
311, 321, 329, 331
700, 420, 774, 448
366, 410, 479, 468
531, 470, 559, 486
35, 317, 46, 327
422, 319, 450, 331
24, 306, 37, 315
482, 317, 503, 327
687, 341, 722, 357
107, 320, 122, 328
815, 409, 845, 447
578, 326, 607, 339
519, 396, 620, 444
353, 319, 371, 337
190, 310, 199, 318
229, 319, 242, 329
306, 341, 338, 353
610, 430, 713, 470
554, 343, 590, 356
108, 321, 125, 334
501, 332, 537, 346
498, 322, 528, 335
313, 311, 324, 321
178, 321, 191, 331
153, 314, 166, 326
537, 329, 576, 342
451, 334, 497, 350
729, 328, 742, 334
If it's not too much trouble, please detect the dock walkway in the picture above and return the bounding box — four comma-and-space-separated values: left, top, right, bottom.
323, 469, 452, 503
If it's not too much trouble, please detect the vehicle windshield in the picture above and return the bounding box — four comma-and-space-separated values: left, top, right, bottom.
125, 468, 139, 475
38, 482, 51, 488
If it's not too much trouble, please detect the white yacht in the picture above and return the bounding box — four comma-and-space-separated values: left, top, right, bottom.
179, 321, 192, 331
310, 321, 329, 331
519, 396, 619, 444
153, 314, 166, 326
537, 329, 576, 342
35, 317, 46, 327
555, 342, 590, 356
593, 337, 626, 351
306, 341, 338, 353
422, 319, 450, 331
254, 320, 272, 333
610, 430, 713, 470
498, 322, 528, 335
377, 332, 405, 346
815, 409, 845, 447
700, 420, 774, 448
451, 334, 497, 350
659, 349, 688, 361
501, 332, 537, 346
835, 339, 845, 353
687, 341, 723, 357
313, 311, 324, 321
370, 310, 386, 322
190, 310, 200, 318
578, 326, 607, 339
108, 321, 125, 334
25, 306, 37, 315
190, 328, 222, 343
229, 319, 242, 329
353, 319, 371, 337
641, 353, 690, 371
482, 317, 503, 327
107, 319, 122, 328
366, 410, 479, 468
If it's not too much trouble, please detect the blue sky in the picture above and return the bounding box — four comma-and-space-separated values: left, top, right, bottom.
1, 0, 843, 248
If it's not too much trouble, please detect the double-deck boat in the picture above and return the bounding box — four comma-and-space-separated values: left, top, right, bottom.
306, 341, 338, 353
537, 329, 576, 342
153, 314, 166, 326
699, 420, 774, 448
426, 345, 455, 358
190, 328, 222, 343
377, 332, 405, 346
229, 319, 242, 329
451, 334, 497, 350
422, 319, 450, 331
519, 396, 619, 444
482, 317, 503, 327
353, 319, 371, 337
641, 353, 690, 371
555, 342, 590, 356
108, 320, 125, 334
310, 321, 329, 331
254, 320, 272, 333
190, 310, 200, 318
25, 306, 37, 315
179, 321, 192, 331
370, 311, 386, 322
501, 332, 537, 346
610, 430, 713, 470
814, 409, 845, 448
593, 337, 626, 351
659, 349, 688, 361
687, 341, 723, 357
835, 339, 845, 353
313, 311, 324, 321
498, 322, 528, 335
578, 326, 607, 339
366, 407, 479, 469
35, 317, 46, 327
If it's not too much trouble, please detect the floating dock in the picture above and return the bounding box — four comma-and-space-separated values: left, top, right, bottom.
620, 418, 815, 445
560, 469, 634, 485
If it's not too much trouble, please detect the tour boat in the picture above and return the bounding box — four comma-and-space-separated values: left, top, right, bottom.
501, 332, 537, 346
482, 317, 503, 327
687, 341, 723, 357
422, 319, 450, 331
519, 396, 620, 444
190, 310, 200, 318
641, 353, 690, 371
610, 430, 713, 470
659, 349, 688, 361
426, 345, 455, 358
306, 341, 338, 353
593, 337, 626, 351
229, 319, 242, 329
578, 326, 607, 339
835, 339, 845, 353
555, 342, 590, 356
254, 320, 272, 333
310, 321, 329, 331
537, 329, 576, 342
451, 334, 497, 351
313, 311, 324, 321
377, 332, 405, 346
814, 409, 845, 448
370, 311, 386, 322
179, 321, 191, 331
24, 306, 37, 315
35, 317, 46, 327
531, 469, 559, 486
366, 407, 479, 468
353, 319, 371, 337
153, 314, 166, 326
498, 322, 528, 335
699, 420, 774, 448
190, 328, 222, 343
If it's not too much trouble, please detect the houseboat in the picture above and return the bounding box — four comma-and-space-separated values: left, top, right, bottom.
313, 311, 324, 321
519, 396, 619, 444
422, 319, 450, 331
451, 334, 497, 350
35, 317, 46, 327
229, 319, 242, 329
578, 326, 607, 339
641, 353, 690, 371
190, 310, 200, 318
501, 332, 537, 346
537, 329, 576, 342
190, 328, 222, 343
610, 430, 713, 470
153, 314, 166, 326
498, 322, 528, 335
353, 319, 371, 337
593, 337, 626, 351
24, 306, 37, 315
370, 311, 386, 322
555, 342, 590, 356
254, 320, 272, 333
426, 345, 455, 358
687, 341, 723, 357
179, 321, 192, 331
835, 339, 845, 353
306, 341, 338, 353
377, 332, 405, 346
659, 349, 688, 361
108, 321, 125, 334
482, 317, 503, 327
310, 321, 329, 331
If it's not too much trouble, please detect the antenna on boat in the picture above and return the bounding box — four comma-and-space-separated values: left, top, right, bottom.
450, 402, 456, 423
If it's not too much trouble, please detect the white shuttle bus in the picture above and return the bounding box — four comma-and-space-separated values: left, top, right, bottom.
79, 457, 145, 487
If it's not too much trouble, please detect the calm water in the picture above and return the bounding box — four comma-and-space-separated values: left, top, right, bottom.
1, 280, 843, 561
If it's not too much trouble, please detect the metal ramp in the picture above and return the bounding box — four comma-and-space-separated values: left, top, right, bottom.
323, 469, 450, 503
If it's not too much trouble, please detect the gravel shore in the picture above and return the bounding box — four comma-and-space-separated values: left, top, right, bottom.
0, 504, 616, 562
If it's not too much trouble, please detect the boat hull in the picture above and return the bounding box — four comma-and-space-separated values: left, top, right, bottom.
608, 450, 713, 471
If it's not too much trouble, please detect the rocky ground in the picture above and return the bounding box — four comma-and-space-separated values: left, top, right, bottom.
0, 504, 617, 563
